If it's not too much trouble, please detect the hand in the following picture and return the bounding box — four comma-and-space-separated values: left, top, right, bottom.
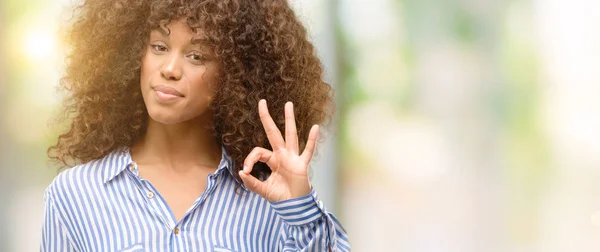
239, 99, 319, 202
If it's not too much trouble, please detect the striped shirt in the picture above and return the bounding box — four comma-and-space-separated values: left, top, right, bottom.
41, 147, 350, 251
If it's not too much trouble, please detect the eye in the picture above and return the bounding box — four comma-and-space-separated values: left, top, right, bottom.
188, 53, 205, 63
151, 44, 168, 52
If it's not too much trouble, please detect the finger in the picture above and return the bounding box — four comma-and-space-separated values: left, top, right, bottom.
258, 99, 285, 150
243, 147, 274, 173
301, 125, 319, 163
284, 102, 299, 154
239, 170, 267, 195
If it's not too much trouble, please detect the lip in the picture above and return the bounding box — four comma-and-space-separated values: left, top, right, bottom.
152, 85, 184, 97
152, 85, 184, 103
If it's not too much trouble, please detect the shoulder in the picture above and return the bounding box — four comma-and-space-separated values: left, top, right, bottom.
45, 149, 128, 201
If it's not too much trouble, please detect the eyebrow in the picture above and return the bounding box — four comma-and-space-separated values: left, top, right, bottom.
190, 37, 208, 45
150, 30, 208, 46
150, 28, 170, 38
155, 22, 171, 37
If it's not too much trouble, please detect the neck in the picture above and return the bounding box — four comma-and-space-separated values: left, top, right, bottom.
131, 116, 222, 172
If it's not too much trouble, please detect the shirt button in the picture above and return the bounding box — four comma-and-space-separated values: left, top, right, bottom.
129, 164, 136, 172
147, 191, 155, 199
174, 227, 180, 234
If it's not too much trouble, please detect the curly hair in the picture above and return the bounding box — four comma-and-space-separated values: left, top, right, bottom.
49, 0, 334, 180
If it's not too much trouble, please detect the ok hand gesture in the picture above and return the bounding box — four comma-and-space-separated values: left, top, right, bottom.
239, 99, 319, 202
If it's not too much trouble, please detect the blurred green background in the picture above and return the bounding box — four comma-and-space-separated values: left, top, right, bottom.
2, 0, 600, 251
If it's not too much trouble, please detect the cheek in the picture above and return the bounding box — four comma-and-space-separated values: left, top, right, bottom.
140, 59, 150, 84
140, 55, 160, 84
190, 68, 218, 98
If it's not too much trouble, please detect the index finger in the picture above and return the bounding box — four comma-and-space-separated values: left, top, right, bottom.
258, 99, 285, 149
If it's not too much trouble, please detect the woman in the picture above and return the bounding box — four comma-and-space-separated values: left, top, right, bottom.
41, 0, 350, 251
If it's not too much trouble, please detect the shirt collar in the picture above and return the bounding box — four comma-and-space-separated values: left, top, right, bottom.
102, 147, 133, 184
102, 146, 246, 190
217, 146, 248, 190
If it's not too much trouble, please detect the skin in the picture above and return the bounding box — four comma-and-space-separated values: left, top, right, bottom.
240, 100, 319, 203
130, 19, 319, 221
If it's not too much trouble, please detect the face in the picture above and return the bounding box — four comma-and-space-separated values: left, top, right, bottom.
140, 19, 218, 125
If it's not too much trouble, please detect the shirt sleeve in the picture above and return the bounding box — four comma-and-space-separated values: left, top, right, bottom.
40, 188, 79, 252
270, 189, 351, 252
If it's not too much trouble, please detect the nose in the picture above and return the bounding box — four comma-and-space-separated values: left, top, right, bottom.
160, 53, 182, 81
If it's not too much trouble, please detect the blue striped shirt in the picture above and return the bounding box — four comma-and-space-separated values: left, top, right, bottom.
41, 147, 350, 251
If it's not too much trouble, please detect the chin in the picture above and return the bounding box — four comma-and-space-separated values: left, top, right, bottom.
143, 96, 212, 125
147, 106, 186, 125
